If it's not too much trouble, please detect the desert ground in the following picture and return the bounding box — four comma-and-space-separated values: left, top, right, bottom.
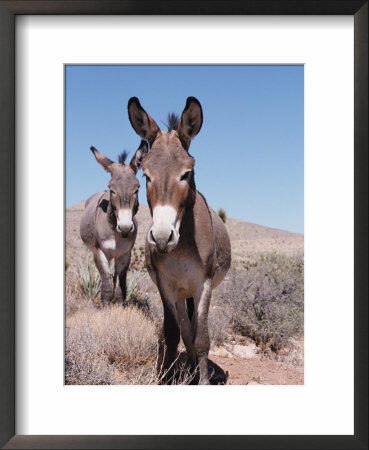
66, 200, 304, 385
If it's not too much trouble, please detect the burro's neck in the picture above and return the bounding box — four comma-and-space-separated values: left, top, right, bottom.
177, 191, 214, 256
177, 201, 196, 249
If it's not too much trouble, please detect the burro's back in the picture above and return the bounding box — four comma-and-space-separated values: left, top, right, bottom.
80, 191, 104, 249
209, 205, 231, 288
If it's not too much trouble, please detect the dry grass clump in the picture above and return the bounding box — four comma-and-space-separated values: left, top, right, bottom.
65, 275, 93, 317
65, 258, 166, 384
214, 252, 304, 352
65, 302, 200, 385
65, 305, 158, 385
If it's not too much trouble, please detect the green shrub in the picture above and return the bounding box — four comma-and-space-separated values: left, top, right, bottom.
218, 208, 227, 223
78, 257, 101, 301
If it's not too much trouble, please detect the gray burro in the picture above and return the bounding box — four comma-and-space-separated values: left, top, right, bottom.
128, 97, 231, 384
80, 141, 148, 305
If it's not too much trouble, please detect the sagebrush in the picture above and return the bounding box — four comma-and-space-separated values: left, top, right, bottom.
214, 253, 304, 351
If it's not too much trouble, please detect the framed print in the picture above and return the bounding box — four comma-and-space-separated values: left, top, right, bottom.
0, 1, 367, 449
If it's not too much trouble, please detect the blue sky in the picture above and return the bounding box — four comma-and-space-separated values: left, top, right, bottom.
66, 65, 303, 233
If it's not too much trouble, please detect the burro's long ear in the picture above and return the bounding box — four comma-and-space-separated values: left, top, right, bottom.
128, 97, 160, 145
177, 97, 203, 150
130, 140, 149, 173
90, 146, 115, 173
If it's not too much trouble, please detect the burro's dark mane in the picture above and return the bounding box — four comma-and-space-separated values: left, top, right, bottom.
166, 112, 180, 131
117, 150, 128, 165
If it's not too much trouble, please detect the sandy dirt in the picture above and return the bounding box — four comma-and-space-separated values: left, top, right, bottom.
209, 338, 304, 385
66, 199, 304, 385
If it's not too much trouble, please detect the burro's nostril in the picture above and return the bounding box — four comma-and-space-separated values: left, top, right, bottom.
168, 229, 174, 243
130, 223, 135, 233
117, 225, 122, 233
150, 229, 156, 243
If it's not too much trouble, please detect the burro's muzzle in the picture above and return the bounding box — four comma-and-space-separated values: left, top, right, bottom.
116, 209, 135, 237
147, 205, 180, 253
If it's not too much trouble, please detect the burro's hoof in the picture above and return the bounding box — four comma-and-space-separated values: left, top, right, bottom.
208, 358, 228, 385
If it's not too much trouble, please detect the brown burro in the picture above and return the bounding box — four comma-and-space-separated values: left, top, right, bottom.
128, 97, 231, 384
80, 141, 148, 305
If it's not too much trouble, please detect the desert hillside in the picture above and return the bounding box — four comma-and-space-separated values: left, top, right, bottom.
66, 200, 303, 272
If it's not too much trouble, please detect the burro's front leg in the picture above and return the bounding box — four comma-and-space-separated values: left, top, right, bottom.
194, 279, 212, 385
156, 279, 180, 384
92, 248, 112, 305
176, 299, 197, 371
114, 252, 131, 304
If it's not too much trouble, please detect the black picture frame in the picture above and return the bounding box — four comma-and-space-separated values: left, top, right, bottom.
0, 1, 367, 449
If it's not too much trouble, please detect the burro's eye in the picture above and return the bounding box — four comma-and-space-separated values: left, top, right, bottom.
110, 189, 116, 195
180, 171, 191, 182
144, 173, 151, 183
